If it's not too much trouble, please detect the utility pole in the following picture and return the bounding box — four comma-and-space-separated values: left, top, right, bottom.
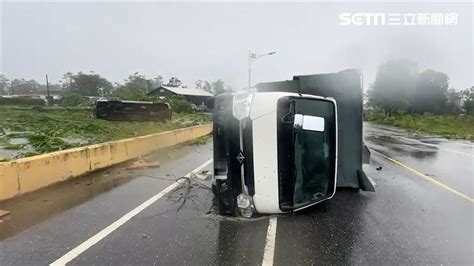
45, 74, 53, 106
46, 74, 50, 97
248, 50, 252, 90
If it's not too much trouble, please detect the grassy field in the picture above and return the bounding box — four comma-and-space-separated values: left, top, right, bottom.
365, 110, 474, 140
0, 106, 210, 160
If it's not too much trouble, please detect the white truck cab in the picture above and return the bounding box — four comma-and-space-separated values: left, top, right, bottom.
213, 91, 338, 217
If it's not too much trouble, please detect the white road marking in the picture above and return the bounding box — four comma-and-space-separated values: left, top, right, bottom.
397, 136, 473, 158
50, 158, 213, 266
262, 217, 278, 266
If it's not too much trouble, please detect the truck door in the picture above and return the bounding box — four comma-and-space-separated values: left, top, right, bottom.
277, 96, 338, 211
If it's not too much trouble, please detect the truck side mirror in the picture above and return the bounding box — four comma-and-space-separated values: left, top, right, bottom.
293, 114, 325, 132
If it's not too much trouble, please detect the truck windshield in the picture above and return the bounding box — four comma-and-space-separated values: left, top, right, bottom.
277, 97, 337, 210
293, 122, 331, 206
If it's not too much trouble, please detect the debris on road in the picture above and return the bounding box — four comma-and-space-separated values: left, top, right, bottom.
139, 233, 150, 239
126, 159, 160, 171
0, 210, 11, 219
191, 170, 212, 180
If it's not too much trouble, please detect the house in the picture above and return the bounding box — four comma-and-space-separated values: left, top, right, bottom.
147, 85, 213, 106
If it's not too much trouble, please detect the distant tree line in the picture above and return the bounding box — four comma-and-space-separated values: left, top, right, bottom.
0, 72, 232, 98
367, 59, 474, 116
0, 75, 62, 95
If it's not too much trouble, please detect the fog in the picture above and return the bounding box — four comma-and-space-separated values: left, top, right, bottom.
1, 1, 472, 90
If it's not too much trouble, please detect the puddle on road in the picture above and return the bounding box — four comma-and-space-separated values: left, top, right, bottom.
365, 133, 438, 160
0, 130, 34, 159
365, 123, 473, 160
0, 142, 203, 241
0, 163, 136, 240
364, 123, 473, 192
8, 138, 29, 145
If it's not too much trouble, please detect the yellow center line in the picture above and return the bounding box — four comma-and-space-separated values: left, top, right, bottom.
373, 150, 474, 203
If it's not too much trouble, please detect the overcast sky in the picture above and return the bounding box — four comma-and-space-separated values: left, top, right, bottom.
1, 1, 472, 90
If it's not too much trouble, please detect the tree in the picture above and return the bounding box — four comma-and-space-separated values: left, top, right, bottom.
167, 77, 182, 87
461, 87, 474, 115
195, 80, 203, 89
197, 79, 229, 95
212, 79, 226, 95
60, 72, 74, 93
414, 69, 449, 114
152, 75, 163, 88
11, 78, 41, 94
202, 81, 212, 93
445, 88, 462, 114
38, 83, 62, 95
368, 60, 418, 115
0, 74, 9, 95
113, 73, 163, 99
1, 75, 62, 96
225, 85, 234, 93
123, 72, 154, 93
68, 72, 113, 96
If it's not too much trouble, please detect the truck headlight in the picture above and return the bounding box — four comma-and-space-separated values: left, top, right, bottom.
237, 193, 254, 218
232, 92, 254, 120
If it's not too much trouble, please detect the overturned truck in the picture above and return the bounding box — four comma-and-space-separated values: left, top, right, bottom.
93, 100, 172, 122
212, 69, 374, 217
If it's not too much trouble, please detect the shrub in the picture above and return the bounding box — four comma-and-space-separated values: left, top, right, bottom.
365, 109, 474, 140
113, 89, 149, 101
0, 97, 44, 106
60, 94, 87, 107
165, 96, 194, 113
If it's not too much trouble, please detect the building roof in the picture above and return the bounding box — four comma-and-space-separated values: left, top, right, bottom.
154, 85, 214, 97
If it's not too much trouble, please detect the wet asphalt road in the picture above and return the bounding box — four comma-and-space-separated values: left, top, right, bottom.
1, 123, 473, 265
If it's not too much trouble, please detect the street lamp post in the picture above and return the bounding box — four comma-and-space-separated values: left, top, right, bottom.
248, 50, 276, 90
248, 50, 252, 91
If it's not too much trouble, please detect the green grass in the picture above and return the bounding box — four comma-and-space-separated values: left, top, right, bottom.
0, 106, 211, 159
365, 110, 474, 140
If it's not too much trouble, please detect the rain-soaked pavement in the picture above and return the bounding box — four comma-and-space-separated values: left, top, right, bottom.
0, 123, 473, 265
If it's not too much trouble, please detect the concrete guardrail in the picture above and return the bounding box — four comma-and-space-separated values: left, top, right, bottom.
0, 124, 212, 201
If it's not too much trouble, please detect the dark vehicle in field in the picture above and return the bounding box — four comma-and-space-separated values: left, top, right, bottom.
93, 100, 172, 122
